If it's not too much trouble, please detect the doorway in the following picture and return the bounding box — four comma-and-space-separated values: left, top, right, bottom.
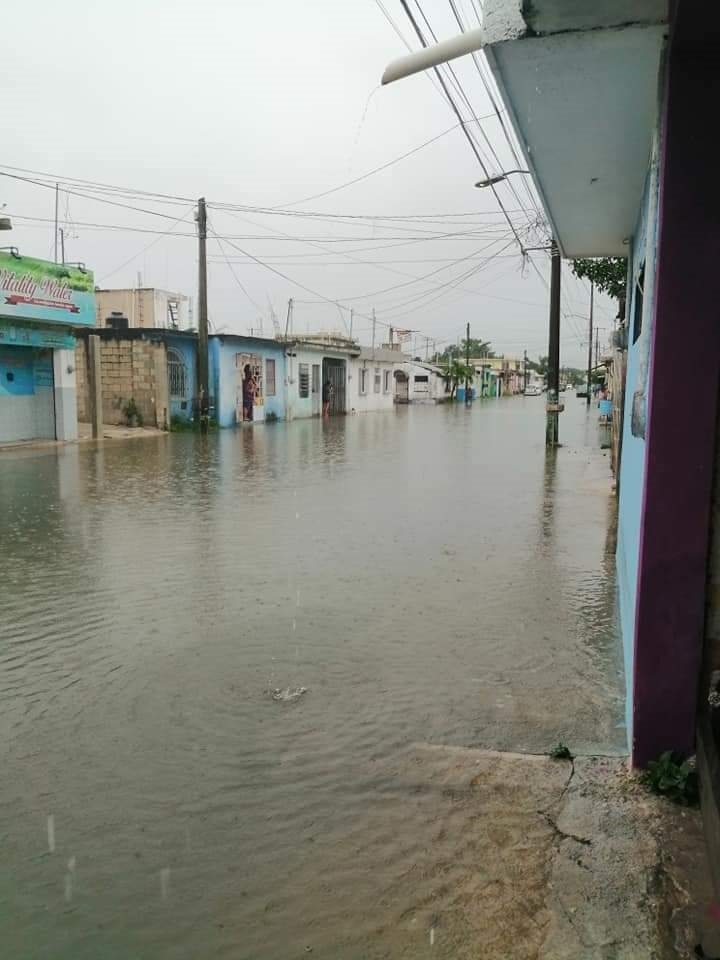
311, 363, 321, 416
394, 370, 409, 403
321, 358, 345, 415
235, 353, 264, 424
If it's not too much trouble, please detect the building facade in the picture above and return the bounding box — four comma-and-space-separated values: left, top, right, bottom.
0, 252, 95, 443
95, 287, 193, 331
210, 334, 287, 427
348, 347, 401, 413
74, 328, 196, 429
394, 361, 447, 403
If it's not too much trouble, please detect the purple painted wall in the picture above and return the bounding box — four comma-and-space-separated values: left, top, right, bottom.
632, 4, 720, 765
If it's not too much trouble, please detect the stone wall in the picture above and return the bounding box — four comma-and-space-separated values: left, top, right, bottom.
75, 335, 169, 429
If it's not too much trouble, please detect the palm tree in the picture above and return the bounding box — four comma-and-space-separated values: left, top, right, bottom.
444, 359, 474, 400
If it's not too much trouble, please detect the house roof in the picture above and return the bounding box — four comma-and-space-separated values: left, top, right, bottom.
383, 0, 669, 258
484, 0, 668, 256
356, 347, 404, 363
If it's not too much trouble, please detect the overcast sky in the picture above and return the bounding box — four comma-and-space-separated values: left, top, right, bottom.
1, 0, 616, 365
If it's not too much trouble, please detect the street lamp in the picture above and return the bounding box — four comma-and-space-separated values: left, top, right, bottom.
474, 170, 530, 188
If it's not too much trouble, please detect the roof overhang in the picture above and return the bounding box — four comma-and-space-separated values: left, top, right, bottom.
382, 1, 669, 258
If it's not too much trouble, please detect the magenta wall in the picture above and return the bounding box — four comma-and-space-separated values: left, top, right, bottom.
632, 4, 720, 765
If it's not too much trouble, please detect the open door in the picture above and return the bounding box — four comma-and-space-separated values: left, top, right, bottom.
235, 352, 265, 424
311, 363, 321, 416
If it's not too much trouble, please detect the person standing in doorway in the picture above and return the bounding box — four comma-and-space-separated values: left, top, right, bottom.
322, 379, 333, 417
243, 364, 255, 422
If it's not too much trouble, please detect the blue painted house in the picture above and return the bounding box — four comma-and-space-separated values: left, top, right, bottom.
164, 331, 197, 424
210, 334, 287, 427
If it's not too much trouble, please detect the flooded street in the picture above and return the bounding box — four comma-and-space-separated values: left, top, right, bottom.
1, 399, 624, 959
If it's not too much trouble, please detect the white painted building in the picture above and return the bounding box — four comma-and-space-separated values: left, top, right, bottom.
348, 347, 401, 413
95, 287, 193, 331
394, 361, 448, 403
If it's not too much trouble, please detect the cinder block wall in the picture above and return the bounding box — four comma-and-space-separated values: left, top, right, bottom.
75, 336, 169, 428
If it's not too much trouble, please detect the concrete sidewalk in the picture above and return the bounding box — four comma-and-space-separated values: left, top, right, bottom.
353, 746, 715, 959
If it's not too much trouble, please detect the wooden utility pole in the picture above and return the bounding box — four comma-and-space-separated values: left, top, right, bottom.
586, 282, 594, 407
465, 321, 472, 405
545, 240, 561, 446
197, 197, 209, 433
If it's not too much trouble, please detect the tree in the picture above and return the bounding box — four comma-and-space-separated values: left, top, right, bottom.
435, 338, 495, 363
571, 257, 628, 304
443, 360, 474, 400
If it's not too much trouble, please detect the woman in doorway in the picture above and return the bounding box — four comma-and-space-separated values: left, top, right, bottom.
243, 364, 255, 422
322, 379, 334, 417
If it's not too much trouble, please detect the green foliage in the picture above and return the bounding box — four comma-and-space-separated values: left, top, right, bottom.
122, 398, 144, 427
571, 257, 627, 300
443, 359, 474, 399
550, 742, 574, 761
641, 751, 699, 806
435, 338, 494, 363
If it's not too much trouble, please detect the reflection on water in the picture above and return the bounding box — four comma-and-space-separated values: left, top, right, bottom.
0, 400, 624, 959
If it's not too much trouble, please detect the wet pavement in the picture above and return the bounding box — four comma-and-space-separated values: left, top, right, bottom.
0, 398, 625, 959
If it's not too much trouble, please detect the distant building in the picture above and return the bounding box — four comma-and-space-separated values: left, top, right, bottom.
469, 356, 525, 397
95, 287, 193, 331
349, 347, 402, 413
394, 361, 448, 403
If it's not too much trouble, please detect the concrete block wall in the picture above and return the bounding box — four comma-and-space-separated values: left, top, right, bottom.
75, 336, 169, 428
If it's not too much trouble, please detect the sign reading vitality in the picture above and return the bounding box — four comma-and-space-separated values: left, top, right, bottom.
0, 252, 95, 326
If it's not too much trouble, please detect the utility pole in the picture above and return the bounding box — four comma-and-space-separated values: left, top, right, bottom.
196, 197, 209, 433
545, 240, 561, 446
59, 228, 65, 265
425, 336, 429, 361
349, 307, 354, 341
586, 282, 594, 407
389, 325, 394, 348
523, 348, 528, 393
465, 321, 472, 405
371, 308, 376, 356
54, 183, 59, 263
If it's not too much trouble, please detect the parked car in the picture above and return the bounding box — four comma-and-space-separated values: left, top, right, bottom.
525, 384, 542, 396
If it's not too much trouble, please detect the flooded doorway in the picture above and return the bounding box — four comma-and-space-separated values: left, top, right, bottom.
394, 369, 409, 403
311, 363, 321, 417
235, 352, 264, 424
321, 357, 345, 415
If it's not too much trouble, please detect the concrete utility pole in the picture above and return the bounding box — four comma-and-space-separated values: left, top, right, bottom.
586, 283, 594, 407
465, 321, 472, 405
545, 240, 561, 446
371, 308, 376, 356
88, 335, 103, 440
523, 348, 528, 393
349, 307, 354, 340
197, 197, 209, 433
54, 183, 59, 264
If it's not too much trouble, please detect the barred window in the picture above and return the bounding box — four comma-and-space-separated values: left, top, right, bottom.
265, 358, 276, 396
299, 363, 310, 398
167, 348, 187, 400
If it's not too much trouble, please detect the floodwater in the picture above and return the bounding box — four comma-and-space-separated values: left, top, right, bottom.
0, 399, 624, 959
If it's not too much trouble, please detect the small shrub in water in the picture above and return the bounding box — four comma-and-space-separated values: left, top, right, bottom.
550, 742, 574, 761
641, 751, 699, 806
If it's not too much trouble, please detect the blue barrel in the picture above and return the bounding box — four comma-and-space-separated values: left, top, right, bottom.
599, 399, 612, 419
457, 386, 465, 403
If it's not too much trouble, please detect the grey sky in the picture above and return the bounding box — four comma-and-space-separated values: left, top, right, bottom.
1, 0, 615, 364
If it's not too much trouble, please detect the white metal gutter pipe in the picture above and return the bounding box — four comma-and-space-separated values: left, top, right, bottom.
381, 27, 485, 85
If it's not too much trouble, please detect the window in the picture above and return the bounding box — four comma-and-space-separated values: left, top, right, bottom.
359, 368, 368, 395
414, 375, 429, 383
167, 348, 187, 400
633, 264, 645, 344
299, 363, 310, 398
383, 370, 391, 393
374, 368, 381, 393
265, 358, 276, 397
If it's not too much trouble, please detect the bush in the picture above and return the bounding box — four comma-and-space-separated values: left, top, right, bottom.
122, 398, 143, 427
641, 751, 699, 806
